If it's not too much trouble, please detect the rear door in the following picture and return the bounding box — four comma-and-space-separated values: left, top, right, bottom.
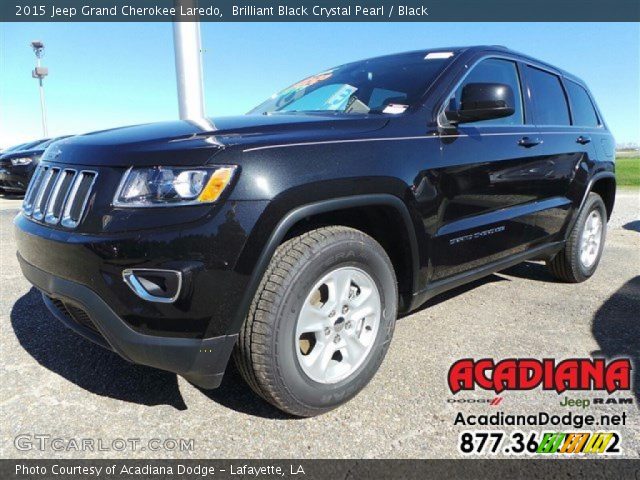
431, 56, 549, 280
520, 65, 599, 245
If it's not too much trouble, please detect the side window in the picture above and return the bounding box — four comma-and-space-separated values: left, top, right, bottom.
452, 58, 524, 126
526, 66, 571, 126
565, 81, 599, 127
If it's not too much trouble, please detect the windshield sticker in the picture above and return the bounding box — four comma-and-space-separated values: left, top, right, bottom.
323, 84, 358, 110
279, 71, 334, 96
275, 88, 305, 108
383, 103, 408, 114
425, 52, 454, 60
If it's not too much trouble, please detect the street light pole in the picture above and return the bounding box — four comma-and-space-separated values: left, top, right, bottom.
172, 0, 206, 120
31, 40, 49, 137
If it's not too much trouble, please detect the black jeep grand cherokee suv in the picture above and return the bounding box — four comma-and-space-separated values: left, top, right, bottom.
15, 46, 615, 416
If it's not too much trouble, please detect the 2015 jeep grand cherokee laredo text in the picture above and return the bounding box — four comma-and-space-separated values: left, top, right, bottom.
15, 46, 616, 416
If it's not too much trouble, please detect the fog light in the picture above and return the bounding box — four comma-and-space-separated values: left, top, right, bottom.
122, 268, 182, 303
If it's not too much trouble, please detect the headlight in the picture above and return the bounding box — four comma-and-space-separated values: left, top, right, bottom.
113, 165, 237, 207
11, 157, 33, 166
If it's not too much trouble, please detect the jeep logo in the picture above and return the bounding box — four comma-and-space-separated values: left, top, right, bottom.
559, 397, 633, 408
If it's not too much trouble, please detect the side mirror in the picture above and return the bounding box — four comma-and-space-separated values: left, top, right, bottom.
445, 83, 515, 124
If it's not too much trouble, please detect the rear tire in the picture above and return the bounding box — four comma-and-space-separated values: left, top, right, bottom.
547, 192, 607, 283
233, 226, 398, 417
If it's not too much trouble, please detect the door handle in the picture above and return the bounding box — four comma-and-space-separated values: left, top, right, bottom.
517, 136, 543, 148
576, 135, 592, 145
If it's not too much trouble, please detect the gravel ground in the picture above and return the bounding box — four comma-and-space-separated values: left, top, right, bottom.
0, 192, 638, 459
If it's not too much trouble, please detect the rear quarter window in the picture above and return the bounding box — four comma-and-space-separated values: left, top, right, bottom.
526, 66, 571, 126
565, 81, 600, 127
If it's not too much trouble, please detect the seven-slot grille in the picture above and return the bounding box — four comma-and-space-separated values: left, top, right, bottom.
22, 164, 97, 229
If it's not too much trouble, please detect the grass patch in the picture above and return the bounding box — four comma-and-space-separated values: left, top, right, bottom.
616, 157, 640, 187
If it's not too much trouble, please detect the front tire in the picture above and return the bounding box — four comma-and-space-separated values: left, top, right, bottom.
547, 192, 607, 283
234, 226, 398, 417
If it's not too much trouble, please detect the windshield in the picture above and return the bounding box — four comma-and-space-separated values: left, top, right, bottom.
249, 51, 454, 115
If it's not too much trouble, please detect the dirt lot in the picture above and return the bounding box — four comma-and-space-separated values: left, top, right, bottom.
1, 191, 638, 458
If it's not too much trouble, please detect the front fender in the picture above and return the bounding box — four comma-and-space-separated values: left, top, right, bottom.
226, 193, 420, 335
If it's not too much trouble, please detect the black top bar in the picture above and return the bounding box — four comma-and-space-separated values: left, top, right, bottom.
3, 0, 640, 22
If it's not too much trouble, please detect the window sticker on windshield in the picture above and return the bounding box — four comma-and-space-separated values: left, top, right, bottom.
382, 103, 408, 114
323, 84, 358, 110
425, 52, 454, 60
280, 71, 334, 96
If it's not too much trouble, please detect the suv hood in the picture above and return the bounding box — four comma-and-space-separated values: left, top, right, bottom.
42, 114, 389, 167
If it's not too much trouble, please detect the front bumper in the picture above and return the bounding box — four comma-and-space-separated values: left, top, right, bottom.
14, 196, 268, 388
19, 255, 237, 388
14, 199, 267, 338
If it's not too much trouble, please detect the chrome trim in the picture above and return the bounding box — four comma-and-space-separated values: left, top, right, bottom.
31, 167, 58, 221
22, 165, 46, 215
60, 170, 98, 229
242, 135, 441, 152
44, 169, 76, 224
22, 163, 98, 229
241, 131, 602, 153
122, 268, 183, 304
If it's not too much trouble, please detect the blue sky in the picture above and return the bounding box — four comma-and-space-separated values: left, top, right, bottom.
1, 22, 639, 147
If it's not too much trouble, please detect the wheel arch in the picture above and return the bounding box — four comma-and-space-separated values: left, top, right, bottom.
589, 174, 616, 221
227, 194, 420, 334
564, 171, 615, 241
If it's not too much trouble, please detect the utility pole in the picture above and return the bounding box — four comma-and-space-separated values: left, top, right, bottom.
31, 40, 49, 137
172, 0, 206, 120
